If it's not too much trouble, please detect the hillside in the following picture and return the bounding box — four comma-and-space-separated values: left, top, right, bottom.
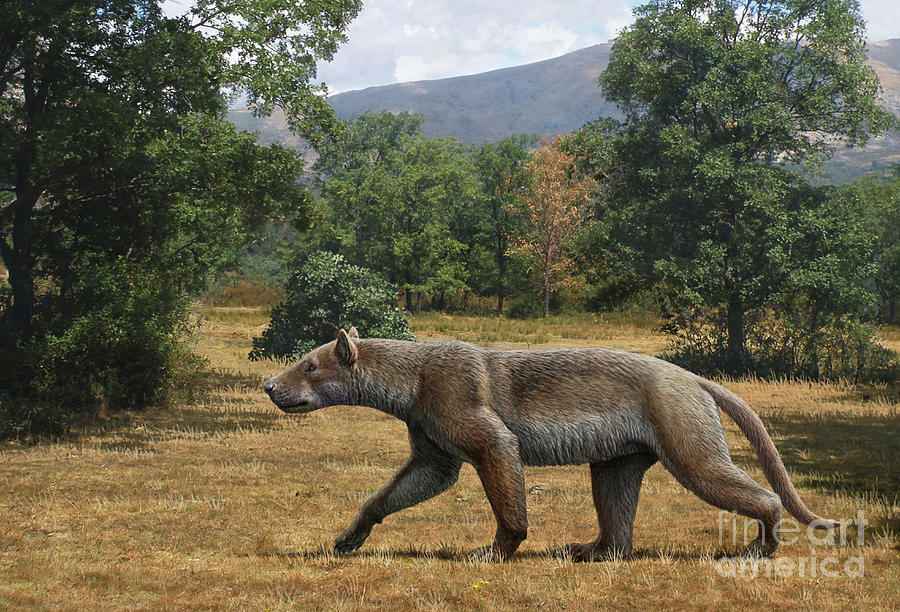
328, 43, 616, 144
228, 39, 900, 174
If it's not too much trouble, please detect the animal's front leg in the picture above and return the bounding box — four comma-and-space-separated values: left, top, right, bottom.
334, 452, 461, 555
468, 431, 528, 562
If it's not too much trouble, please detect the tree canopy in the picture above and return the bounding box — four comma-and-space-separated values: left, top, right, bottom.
592, 0, 895, 374
474, 134, 539, 312
512, 137, 597, 317
313, 112, 482, 311
0, 0, 360, 436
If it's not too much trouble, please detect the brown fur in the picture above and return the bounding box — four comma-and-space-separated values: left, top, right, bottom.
263, 328, 836, 561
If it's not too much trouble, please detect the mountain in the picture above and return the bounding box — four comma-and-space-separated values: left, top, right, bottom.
228, 39, 900, 175
328, 44, 616, 144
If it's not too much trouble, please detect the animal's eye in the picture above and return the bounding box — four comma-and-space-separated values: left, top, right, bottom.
306, 362, 317, 373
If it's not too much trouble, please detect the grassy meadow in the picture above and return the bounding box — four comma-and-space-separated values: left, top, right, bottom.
1, 307, 898, 610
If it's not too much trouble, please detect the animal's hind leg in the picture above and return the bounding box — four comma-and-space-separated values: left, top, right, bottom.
652, 383, 783, 557
556, 452, 657, 561
661, 452, 782, 558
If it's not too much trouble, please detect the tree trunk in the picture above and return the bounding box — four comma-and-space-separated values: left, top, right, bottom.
890, 300, 896, 324
721, 207, 747, 375
725, 294, 745, 375
3, 190, 40, 343
723, 231, 746, 375
542, 267, 550, 318
405, 289, 412, 311
415, 291, 422, 312
3, 42, 42, 343
438, 290, 445, 311
2, 246, 35, 342
496, 232, 506, 314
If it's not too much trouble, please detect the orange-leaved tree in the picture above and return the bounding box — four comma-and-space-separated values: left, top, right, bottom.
510, 137, 598, 317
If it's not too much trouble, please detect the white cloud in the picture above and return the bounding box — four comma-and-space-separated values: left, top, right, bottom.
160, 0, 191, 18
316, 0, 634, 93
159, 0, 900, 94
860, 0, 900, 42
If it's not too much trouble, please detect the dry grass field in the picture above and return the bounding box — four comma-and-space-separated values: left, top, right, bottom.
1, 307, 898, 610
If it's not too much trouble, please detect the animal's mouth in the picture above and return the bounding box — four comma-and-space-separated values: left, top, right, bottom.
274, 398, 314, 413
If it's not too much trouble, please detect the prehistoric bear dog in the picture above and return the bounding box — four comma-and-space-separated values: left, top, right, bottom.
263, 328, 836, 561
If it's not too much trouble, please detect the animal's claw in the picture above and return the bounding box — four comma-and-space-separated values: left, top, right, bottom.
334, 529, 368, 555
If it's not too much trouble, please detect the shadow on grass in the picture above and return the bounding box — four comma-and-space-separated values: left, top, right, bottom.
732, 409, 900, 501
79, 409, 286, 454
61, 368, 286, 452
250, 544, 709, 563
196, 366, 267, 394
87, 404, 287, 453
838, 381, 900, 406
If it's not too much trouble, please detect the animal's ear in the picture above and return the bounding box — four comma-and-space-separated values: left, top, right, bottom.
335, 329, 358, 366
348, 326, 360, 340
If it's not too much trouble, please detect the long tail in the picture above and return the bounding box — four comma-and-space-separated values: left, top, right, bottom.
697, 379, 839, 529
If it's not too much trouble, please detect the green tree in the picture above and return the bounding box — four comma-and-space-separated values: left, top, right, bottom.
474, 134, 538, 313
312, 111, 425, 265
596, 0, 894, 374
314, 113, 480, 311
560, 119, 638, 310
314, 111, 425, 176
655, 173, 894, 380
192, 0, 362, 145
1, 0, 359, 342
0, 0, 359, 435
840, 167, 900, 323
372, 135, 480, 311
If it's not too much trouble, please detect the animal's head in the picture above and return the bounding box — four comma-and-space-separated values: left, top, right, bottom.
263, 327, 360, 413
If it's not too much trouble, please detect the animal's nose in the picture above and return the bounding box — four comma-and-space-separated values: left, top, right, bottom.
263, 379, 277, 396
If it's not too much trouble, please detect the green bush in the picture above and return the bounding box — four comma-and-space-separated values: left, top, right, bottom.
505, 297, 543, 319
663, 308, 899, 383
0, 262, 205, 439
249, 251, 414, 361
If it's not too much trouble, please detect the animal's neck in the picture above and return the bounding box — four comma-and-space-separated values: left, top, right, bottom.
352, 340, 422, 422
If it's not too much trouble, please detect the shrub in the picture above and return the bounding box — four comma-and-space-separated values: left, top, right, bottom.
663, 308, 899, 383
0, 262, 205, 439
505, 297, 543, 319
249, 251, 414, 361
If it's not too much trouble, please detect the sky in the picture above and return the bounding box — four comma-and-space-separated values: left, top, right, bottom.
162, 0, 900, 95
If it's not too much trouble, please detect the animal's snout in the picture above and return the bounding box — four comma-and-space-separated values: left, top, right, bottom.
263, 377, 312, 411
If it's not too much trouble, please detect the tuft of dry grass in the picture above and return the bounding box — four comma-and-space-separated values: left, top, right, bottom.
1, 307, 898, 610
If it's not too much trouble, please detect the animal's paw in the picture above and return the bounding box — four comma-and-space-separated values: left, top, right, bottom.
334, 528, 369, 555
467, 545, 508, 563
553, 542, 628, 562
553, 542, 599, 562
741, 537, 778, 559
